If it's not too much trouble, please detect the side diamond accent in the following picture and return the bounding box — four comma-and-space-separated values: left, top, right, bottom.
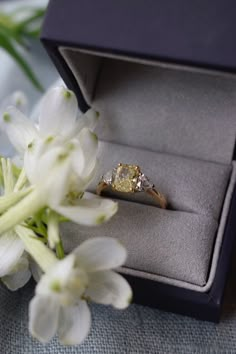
136, 174, 154, 191
102, 170, 113, 184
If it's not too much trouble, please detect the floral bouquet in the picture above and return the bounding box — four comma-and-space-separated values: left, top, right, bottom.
0, 86, 132, 345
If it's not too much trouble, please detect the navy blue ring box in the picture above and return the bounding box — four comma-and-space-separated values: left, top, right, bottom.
41, 0, 236, 322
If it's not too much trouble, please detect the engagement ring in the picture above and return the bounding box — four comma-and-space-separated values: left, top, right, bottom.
96, 163, 167, 209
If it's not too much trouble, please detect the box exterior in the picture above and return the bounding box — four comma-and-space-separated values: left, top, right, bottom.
42, 0, 236, 71
41, 0, 236, 322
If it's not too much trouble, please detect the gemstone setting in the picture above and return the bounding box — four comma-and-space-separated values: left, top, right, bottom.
101, 164, 154, 193
98, 164, 167, 208
112, 164, 140, 193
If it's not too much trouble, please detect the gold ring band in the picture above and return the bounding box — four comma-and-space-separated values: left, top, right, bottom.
96, 163, 167, 209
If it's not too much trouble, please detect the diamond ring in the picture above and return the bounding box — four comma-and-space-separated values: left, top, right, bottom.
96, 163, 167, 209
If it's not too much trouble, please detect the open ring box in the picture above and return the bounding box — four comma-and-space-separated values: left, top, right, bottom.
41, 0, 236, 322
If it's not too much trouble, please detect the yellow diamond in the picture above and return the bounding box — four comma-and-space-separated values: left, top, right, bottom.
112, 164, 140, 192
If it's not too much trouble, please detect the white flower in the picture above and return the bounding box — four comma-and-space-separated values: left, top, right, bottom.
0, 91, 28, 157
0, 231, 30, 290
0, 87, 118, 238
29, 237, 132, 345
1, 251, 31, 291
1, 251, 43, 290
0, 157, 55, 290
1, 87, 100, 193
0, 158, 33, 290
0, 91, 28, 127
1, 86, 99, 154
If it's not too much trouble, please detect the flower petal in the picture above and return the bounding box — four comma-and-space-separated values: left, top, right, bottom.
74, 237, 127, 272
2, 268, 31, 291
24, 135, 67, 184
66, 108, 99, 140
30, 78, 65, 123
85, 270, 132, 309
29, 295, 60, 343
23, 138, 46, 182
2, 255, 31, 291
69, 140, 85, 176
0, 91, 28, 120
1, 106, 38, 153
36, 255, 75, 296
25, 144, 72, 206
53, 195, 118, 226
83, 108, 99, 130
71, 158, 99, 193
9, 91, 28, 114
0, 231, 25, 277
58, 301, 91, 345
39, 87, 78, 137
30, 258, 43, 283
76, 127, 98, 177
46, 154, 72, 207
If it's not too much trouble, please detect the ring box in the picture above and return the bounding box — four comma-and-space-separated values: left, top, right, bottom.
41, 0, 236, 322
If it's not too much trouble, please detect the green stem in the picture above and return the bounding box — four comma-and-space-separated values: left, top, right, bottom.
0, 188, 45, 235
15, 225, 57, 273
34, 211, 48, 238
6, 159, 14, 193
1, 158, 7, 192
0, 187, 33, 214
47, 210, 59, 249
14, 168, 27, 192
1, 158, 14, 194
25, 224, 47, 240
56, 239, 65, 260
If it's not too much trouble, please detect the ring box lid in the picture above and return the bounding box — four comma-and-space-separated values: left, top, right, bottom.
42, 0, 236, 74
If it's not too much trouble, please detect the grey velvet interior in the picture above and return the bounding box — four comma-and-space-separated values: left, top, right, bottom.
89, 142, 231, 220
61, 48, 236, 164
61, 162, 236, 291
61, 206, 217, 286
61, 142, 230, 287
93, 59, 236, 164
60, 47, 236, 290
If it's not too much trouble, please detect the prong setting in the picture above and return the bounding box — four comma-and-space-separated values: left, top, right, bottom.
99, 163, 167, 208
101, 164, 153, 193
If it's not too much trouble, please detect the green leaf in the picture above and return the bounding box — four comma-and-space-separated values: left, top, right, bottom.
56, 239, 65, 260
23, 28, 41, 39
0, 6, 46, 90
0, 23, 28, 49
0, 13, 15, 30
15, 8, 46, 34
0, 29, 44, 92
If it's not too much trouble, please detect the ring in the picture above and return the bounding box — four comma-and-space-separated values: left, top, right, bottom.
96, 163, 167, 209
